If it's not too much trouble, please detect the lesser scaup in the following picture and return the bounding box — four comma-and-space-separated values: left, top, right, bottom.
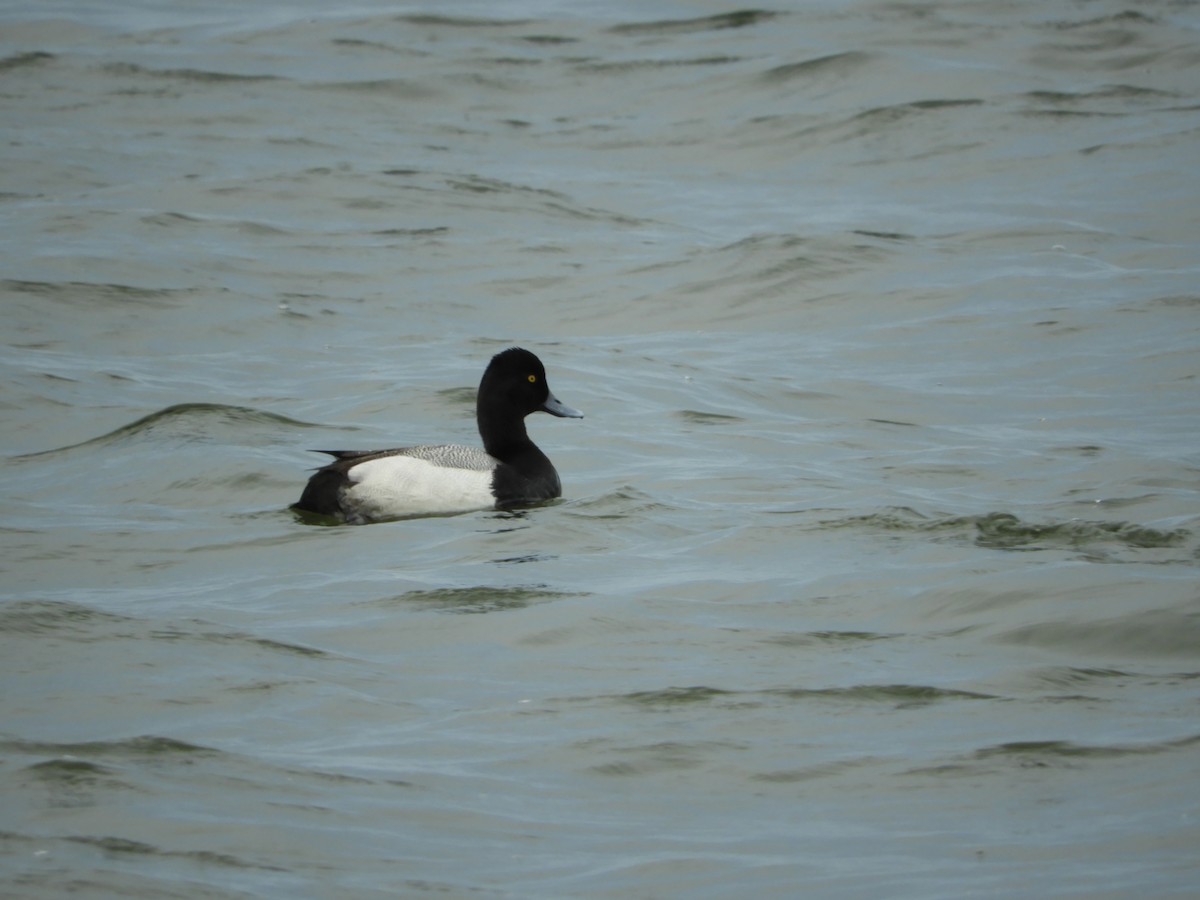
292, 347, 582, 524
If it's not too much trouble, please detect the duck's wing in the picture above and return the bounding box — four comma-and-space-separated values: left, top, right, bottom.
311, 449, 384, 461
310, 445, 497, 471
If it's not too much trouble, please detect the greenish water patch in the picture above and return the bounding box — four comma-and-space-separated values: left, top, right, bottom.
974, 511, 1188, 551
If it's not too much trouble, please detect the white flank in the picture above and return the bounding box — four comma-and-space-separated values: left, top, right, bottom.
343, 455, 495, 519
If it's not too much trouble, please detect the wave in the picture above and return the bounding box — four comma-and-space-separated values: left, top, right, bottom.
609, 232, 902, 322
757, 50, 873, 83
574, 56, 742, 74
13, 403, 322, 460
23, 757, 126, 785
99, 61, 280, 83
905, 733, 1200, 779
1000, 607, 1200, 659
1042, 11, 1159, 31
375, 585, 580, 615
0, 734, 217, 759
65, 835, 277, 871
0, 50, 54, 71
607, 10, 779, 35
0, 599, 329, 657
366, 169, 651, 227
603, 682, 996, 710
676, 409, 744, 425
1029, 9, 1198, 72
973, 511, 1188, 551
587, 739, 743, 777
139, 211, 293, 236
0, 599, 132, 637
810, 508, 1192, 558
784, 98, 985, 146
307, 77, 443, 99
562, 486, 680, 519
976, 736, 1198, 760
763, 630, 898, 647
2, 278, 198, 309
398, 14, 533, 28
1024, 84, 1180, 110
1024, 665, 1136, 690
442, 173, 649, 225
1014, 667, 1200, 711
0, 825, 281, 874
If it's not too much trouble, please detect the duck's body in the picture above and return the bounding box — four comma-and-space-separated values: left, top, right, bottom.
292, 348, 582, 524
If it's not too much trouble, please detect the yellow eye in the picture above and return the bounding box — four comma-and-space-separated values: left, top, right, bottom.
528, 374, 537, 383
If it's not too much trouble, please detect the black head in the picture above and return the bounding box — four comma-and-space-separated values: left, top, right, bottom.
478, 347, 583, 420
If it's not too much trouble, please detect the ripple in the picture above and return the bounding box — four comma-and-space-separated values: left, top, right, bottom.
562, 486, 677, 519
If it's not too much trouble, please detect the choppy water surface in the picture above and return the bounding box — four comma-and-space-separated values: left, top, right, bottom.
2, 0, 1199, 896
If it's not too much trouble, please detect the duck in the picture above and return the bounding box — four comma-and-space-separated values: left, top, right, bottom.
292, 347, 583, 524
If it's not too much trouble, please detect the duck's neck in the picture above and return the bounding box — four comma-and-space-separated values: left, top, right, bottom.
478, 406, 534, 461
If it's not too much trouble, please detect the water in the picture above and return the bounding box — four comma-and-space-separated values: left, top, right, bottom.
2, 0, 1199, 896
